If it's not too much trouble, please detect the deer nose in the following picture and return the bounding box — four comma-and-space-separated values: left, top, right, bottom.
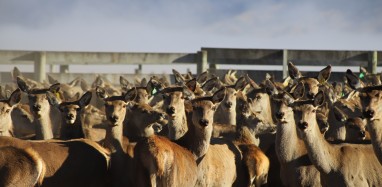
359, 130, 366, 138
298, 121, 309, 130
32, 104, 41, 111
199, 119, 209, 127
67, 113, 74, 120
363, 109, 375, 119
166, 106, 176, 115
109, 115, 119, 123
276, 111, 284, 119
225, 101, 233, 108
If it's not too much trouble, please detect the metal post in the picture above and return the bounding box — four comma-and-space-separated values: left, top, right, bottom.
34, 51, 46, 82
368, 51, 378, 74
283, 49, 288, 78
197, 50, 208, 74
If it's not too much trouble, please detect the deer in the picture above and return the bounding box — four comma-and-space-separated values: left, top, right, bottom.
0, 146, 45, 187
0, 86, 35, 139
273, 91, 322, 187
213, 76, 247, 126
0, 136, 110, 187
97, 86, 174, 186
46, 91, 93, 140
293, 88, 382, 186
17, 76, 62, 140
174, 88, 243, 186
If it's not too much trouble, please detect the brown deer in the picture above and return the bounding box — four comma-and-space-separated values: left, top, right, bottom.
46, 91, 93, 140
17, 76, 62, 140
294, 90, 382, 186
0, 146, 45, 186
0, 136, 110, 187
96, 86, 136, 186
175, 88, 241, 186
213, 76, 247, 126
362, 85, 382, 164
274, 91, 321, 187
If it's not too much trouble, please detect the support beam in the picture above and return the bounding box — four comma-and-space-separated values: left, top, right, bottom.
197, 50, 208, 74
283, 49, 288, 78
368, 51, 378, 74
34, 52, 46, 82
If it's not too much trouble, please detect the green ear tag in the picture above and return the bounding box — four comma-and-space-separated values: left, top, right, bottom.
341, 92, 345, 97
151, 88, 158, 95
359, 73, 365, 79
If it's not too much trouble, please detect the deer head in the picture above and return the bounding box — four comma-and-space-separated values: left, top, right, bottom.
46, 91, 92, 125
0, 89, 21, 134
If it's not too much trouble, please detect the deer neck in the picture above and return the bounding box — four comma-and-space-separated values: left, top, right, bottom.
300, 118, 339, 174
367, 119, 382, 162
215, 105, 236, 125
104, 123, 124, 154
275, 115, 306, 163
261, 98, 275, 126
34, 107, 54, 140
235, 126, 259, 145
180, 118, 212, 159
168, 110, 188, 140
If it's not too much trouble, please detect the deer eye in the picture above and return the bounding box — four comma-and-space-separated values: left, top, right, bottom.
312, 109, 316, 113
256, 95, 262, 100
5, 109, 10, 113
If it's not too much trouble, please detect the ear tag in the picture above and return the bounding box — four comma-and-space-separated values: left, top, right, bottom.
151, 88, 158, 96
359, 73, 365, 79
341, 92, 345, 97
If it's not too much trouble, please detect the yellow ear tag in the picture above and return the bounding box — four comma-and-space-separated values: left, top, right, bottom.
55, 92, 62, 100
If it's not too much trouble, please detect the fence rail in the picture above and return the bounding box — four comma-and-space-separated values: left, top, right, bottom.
0, 48, 379, 83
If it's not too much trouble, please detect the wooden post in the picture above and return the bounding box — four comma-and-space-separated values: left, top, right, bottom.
283, 49, 288, 78
60, 65, 69, 73
197, 50, 208, 74
135, 64, 142, 74
34, 51, 46, 82
368, 51, 378, 74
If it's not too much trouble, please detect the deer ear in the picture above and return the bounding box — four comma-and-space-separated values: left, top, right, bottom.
196, 70, 209, 84
318, 65, 331, 83
46, 91, 61, 107
8, 89, 21, 106
288, 62, 302, 79
346, 69, 363, 90
212, 88, 226, 104
182, 86, 195, 100
125, 87, 137, 102
49, 83, 61, 94
17, 76, 30, 93
172, 69, 186, 84
234, 76, 247, 91
313, 91, 325, 107
264, 79, 278, 96
47, 75, 58, 84
245, 74, 260, 89
333, 106, 347, 122
96, 86, 107, 99
186, 78, 197, 92
293, 82, 305, 99
120, 76, 130, 90
201, 77, 219, 92
141, 78, 148, 87
282, 92, 295, 105
78, 91, 92, 108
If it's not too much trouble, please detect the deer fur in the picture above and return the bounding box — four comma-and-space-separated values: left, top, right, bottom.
294, 91, 382, 187
0, 146, 45, 186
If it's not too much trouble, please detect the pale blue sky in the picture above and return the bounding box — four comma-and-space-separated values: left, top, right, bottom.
0, 0, 381, 52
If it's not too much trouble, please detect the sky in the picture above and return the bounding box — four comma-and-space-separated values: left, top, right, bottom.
0, 0, 382, 53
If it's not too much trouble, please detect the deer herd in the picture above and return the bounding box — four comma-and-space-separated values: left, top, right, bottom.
0, 63, 382, 187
